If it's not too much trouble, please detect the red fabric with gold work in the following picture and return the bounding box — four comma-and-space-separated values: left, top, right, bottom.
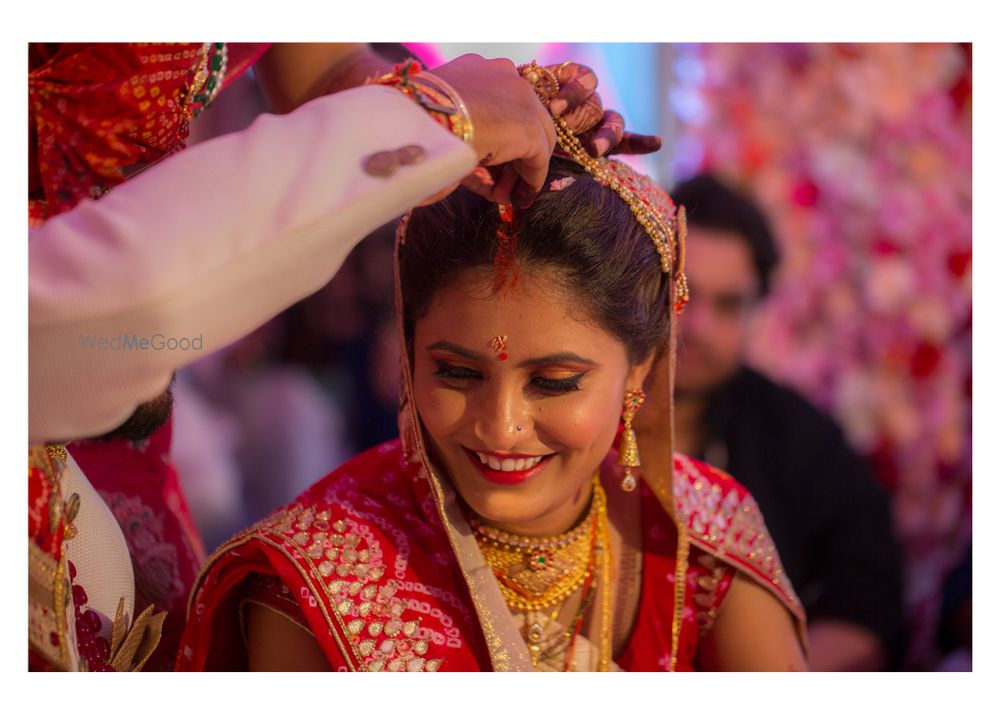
180, 440, 491, 671
29, 42, 268, 225
28, 446, 73, 671
615, 480, 736, 671
178, 441, 801, 671
29, 446, 64, 560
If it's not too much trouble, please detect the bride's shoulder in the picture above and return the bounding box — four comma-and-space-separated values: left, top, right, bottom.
296, 438, 413, 502
671, 453, 767, 546
670, 453, 805, 622
670, 454, 761, 556
671, 453, 753, 516
227, 438, 422, 551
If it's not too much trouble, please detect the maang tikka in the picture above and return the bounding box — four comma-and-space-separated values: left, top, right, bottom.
618, 389, 645, 492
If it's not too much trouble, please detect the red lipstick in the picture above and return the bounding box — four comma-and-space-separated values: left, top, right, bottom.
463, 448, 553, 485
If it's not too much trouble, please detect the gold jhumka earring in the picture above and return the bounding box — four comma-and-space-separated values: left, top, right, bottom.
618, 389, 645, 492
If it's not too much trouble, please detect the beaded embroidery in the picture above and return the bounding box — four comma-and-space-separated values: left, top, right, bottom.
253, 503, 442, 672
672, 455, 805, 622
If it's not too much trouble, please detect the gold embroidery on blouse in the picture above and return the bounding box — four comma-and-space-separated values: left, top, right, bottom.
693, 553, 727, 636
673, 455, 805, 624
107, 596, 166, 671
63, 492, 81, 541
255, 503, 439, 672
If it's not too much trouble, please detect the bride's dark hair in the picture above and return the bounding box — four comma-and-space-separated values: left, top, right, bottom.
400, 158, 671, 364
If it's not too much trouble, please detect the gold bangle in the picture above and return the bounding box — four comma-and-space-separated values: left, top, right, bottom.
368, 59, 474, 147
412, 71, 474, 146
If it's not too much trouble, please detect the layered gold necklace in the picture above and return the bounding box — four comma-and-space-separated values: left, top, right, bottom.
470, 472, 613, 670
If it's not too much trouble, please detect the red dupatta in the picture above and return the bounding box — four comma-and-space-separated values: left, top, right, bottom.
180, 440, 492, 671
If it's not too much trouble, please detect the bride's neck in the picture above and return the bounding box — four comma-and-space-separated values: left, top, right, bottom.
478, 479, 594, 538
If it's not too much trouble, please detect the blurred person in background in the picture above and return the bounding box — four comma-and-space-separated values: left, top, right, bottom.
670, 173, 904, 671
172, 322, 354, 551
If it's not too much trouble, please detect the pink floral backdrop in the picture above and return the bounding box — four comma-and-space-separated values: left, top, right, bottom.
674, 43, 972, 667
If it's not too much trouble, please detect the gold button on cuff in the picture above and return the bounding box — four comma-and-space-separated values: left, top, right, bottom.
362, 151, 397, 177
395, 144, 426, 166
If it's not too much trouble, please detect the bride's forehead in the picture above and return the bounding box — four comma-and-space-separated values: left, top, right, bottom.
423, 266, 581, 319
416, 268, 621, 349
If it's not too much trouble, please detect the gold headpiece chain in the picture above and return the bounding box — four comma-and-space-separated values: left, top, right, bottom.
518, 61, 690, 314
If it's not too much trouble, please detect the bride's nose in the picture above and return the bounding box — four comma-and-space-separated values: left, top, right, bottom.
473, 379, 532, 448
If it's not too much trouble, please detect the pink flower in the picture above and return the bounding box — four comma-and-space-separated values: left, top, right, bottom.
548, 177, 575, 192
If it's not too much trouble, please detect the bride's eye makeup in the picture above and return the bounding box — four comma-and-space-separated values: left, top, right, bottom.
433, 360, 587, 396
432, 361, 482, 383
531, 373, 585, 394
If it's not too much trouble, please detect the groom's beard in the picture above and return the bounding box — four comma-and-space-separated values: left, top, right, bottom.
91, 376, 176, 443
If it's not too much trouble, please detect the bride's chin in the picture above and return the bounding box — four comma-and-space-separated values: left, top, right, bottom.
469, 489, 578, 537
458, 489, 539, 530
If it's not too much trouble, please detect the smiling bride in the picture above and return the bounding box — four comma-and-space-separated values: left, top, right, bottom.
177, 141, 808, 671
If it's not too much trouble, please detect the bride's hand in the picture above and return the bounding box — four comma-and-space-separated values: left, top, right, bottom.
546, 62, 661, 158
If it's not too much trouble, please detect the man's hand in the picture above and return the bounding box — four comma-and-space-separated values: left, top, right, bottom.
425, 54, 664, 208
429, 54, 556, 208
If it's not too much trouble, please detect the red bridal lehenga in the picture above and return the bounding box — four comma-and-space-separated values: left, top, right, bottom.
178, 440, 804, 671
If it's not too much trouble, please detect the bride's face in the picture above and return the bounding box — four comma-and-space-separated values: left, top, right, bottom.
412, 265, 651, 536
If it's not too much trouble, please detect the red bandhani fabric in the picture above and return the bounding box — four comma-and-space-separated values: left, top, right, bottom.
29, 42, 268, 225
178, 440, 801, 671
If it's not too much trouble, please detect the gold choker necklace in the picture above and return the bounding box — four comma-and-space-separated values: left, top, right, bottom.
470, 473, 604, 613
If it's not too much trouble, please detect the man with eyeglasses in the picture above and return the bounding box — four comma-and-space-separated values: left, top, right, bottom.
670, 173, 903, 671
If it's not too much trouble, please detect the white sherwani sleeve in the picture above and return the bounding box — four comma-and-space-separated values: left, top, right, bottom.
29, 85, 477, 444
